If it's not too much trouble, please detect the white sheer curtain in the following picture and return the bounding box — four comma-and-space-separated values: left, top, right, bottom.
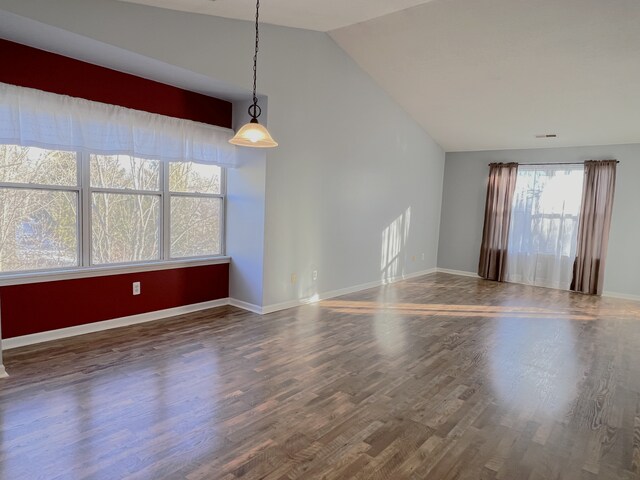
0, 82, 237, 167
506, 164, 584, 289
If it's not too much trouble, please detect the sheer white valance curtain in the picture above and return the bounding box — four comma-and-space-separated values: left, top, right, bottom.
0, 82, 237, 167
505, 165, 585, 289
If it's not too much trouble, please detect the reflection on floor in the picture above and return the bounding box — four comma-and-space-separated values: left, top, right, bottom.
1, 273, 640, 479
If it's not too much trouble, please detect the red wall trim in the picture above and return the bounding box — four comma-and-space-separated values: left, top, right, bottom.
0, 263, 229, 339
0, 39, 232, 129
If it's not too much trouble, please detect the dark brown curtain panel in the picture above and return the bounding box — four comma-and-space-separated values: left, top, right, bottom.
571, 160, 617, 295
478, 162, 518, 281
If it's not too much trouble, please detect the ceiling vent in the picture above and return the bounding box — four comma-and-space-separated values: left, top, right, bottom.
535, 134, 557, 138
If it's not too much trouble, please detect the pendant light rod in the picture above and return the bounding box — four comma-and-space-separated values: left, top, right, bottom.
249, 0, 261, 122
229, 0, 278, 147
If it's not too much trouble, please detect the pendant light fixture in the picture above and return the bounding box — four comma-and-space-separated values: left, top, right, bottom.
229, 0, 278, 148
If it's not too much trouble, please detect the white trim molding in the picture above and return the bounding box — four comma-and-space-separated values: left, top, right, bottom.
603, 291, 640, 302
261, 268, 438, 315
2, 298, 229, 350
437, 268, 640, 303
0, 365, 7, 378
0, 256, 231, 287
436, 268, 480, 278
5, 267, 637, 353
228, 298, 263, 315
0, 267, 496, 351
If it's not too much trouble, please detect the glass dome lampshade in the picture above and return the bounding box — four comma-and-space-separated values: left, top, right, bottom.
229, 118, 278, 148
229, 0, 278, 149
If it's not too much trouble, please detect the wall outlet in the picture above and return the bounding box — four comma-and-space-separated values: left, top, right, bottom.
422, 253, 425, 260
312, 270, 318, 281
132, 282, 141, 296
291, 273, 297, 285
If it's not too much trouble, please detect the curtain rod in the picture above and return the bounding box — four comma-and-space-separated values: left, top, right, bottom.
488, 161, 620, 166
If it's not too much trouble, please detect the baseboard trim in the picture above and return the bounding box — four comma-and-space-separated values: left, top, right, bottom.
0, 365, 7, 378
436, 268, 480, 278
436, 270, 640, 302
228, 298, 263, 314
603, 291, 640, 302
261, 268, 438, 315
394, 267, 439, 282
2, 298, 230, 350
0, 267, 491, 350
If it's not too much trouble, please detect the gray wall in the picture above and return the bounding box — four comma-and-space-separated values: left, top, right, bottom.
438, 143, 640, 297
226, 100, 268, 307
0, 0, 445, 308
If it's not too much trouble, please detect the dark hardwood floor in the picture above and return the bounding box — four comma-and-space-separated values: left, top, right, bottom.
1, 273, 640, 479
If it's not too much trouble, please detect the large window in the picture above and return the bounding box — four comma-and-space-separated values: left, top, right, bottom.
169, 163, 223, 258
0, 145, 224, 274
506, 164, 584, 289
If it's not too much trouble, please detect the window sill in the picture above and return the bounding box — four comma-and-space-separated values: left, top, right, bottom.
0, 256, 231, 287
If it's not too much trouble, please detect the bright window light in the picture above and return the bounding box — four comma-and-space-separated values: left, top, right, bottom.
0, 147, 226, 275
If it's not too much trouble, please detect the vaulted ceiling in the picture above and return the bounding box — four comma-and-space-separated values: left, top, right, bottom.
116, 0, 437, 32
118, 0, 640, 151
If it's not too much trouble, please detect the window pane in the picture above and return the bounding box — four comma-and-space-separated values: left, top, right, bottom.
506, 166, 584, 289
169, 162, 221, 194
90, 155, 160, 191
92, 193, 160, 264
170, 196, 221, 258
0, 188, 78, 272
0, 145, 77, 186
509, 167, 584, 256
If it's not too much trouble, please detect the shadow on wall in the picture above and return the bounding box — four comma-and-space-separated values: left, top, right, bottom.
381, 207, 411, 283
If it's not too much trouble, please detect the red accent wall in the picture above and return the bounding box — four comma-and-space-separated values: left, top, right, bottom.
0, 39, 232, 128
0, 40, 232, 340
0, 263, 229, 339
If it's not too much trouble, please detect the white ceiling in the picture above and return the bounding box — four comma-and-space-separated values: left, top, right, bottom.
116, 0, 437, 32
117, 0, 640, 151
332, 0, 640, 151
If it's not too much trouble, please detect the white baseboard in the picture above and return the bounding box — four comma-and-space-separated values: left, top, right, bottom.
0, 267, 489, 350
2, 298, 229, 350
436, 269, 640, 302
228, 298, 263, 314
393, 267, 438, 282
261, 268, 438, 315
603, 291, 640, 302
436, 268, 480, 278
0, 365, 7, 378
3, 267, 635, 353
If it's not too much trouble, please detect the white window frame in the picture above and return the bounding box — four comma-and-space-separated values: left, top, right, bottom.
165, 161, 226, 261
0, 153, 82, 271
0, 148, 227, 281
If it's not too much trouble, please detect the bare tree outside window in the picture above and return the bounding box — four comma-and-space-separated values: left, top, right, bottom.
0, 146, 78, 272
91, 192, 160, 264
0, 147, 225, 275
169, 162, 222, 258
90, 155, 161, 264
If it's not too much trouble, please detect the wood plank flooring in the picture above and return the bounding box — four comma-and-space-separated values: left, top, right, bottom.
1, 273, 640, 479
